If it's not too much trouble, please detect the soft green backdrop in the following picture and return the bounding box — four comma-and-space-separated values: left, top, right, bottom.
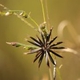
0, 0, 80, 80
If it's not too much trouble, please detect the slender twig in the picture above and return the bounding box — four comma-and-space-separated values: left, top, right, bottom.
45, 0, 51, 29
57, 20, 79, 44
49, 67, 53, 80
46, 52, 53, 80
40, 0, 46, 23
56, 67, 63, 80
53, 60, 56, 80
0, 4, 38, 30
29, 15, 39, 27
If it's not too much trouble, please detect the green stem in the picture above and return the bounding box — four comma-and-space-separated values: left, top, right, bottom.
40, 0, 46, 23
45, 0, 51, 29
29, 16, 39, 27
53, 60, 56, 80
49, 67, 53, 80
0, 4, 37, 30
14, 13, 35, 28
56, 67, 63, 80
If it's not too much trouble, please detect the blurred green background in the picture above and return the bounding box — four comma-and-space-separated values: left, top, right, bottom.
0, 0, 80, 80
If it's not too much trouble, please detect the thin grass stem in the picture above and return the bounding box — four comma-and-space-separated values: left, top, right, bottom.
56, 67, 63, 80
40, 0, 46, 23
49, 67, 53, 80
0, 4, 37, 30
53, 60, 56, 80
29, 15, 39, 27
44, 0, 51, 29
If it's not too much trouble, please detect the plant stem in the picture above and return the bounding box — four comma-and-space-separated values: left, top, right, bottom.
49, 67, 53, 80
56, 67, 63, 80
40, 0, 46, 23
53, 60, 56, 80
29, 15, 39, 27
14, 13, 35, 28
0, 4, 37, 30
45, 0, 51, 29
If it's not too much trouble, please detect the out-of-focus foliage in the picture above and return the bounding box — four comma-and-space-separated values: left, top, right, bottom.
0, 0, 80, 80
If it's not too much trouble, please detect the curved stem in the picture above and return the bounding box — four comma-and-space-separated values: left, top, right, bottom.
57, 20, 79, 44
29, 16, 39, 27
0, 4, 37, 30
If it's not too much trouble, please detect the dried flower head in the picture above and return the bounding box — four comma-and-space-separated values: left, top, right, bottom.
26, 27, 65, 67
